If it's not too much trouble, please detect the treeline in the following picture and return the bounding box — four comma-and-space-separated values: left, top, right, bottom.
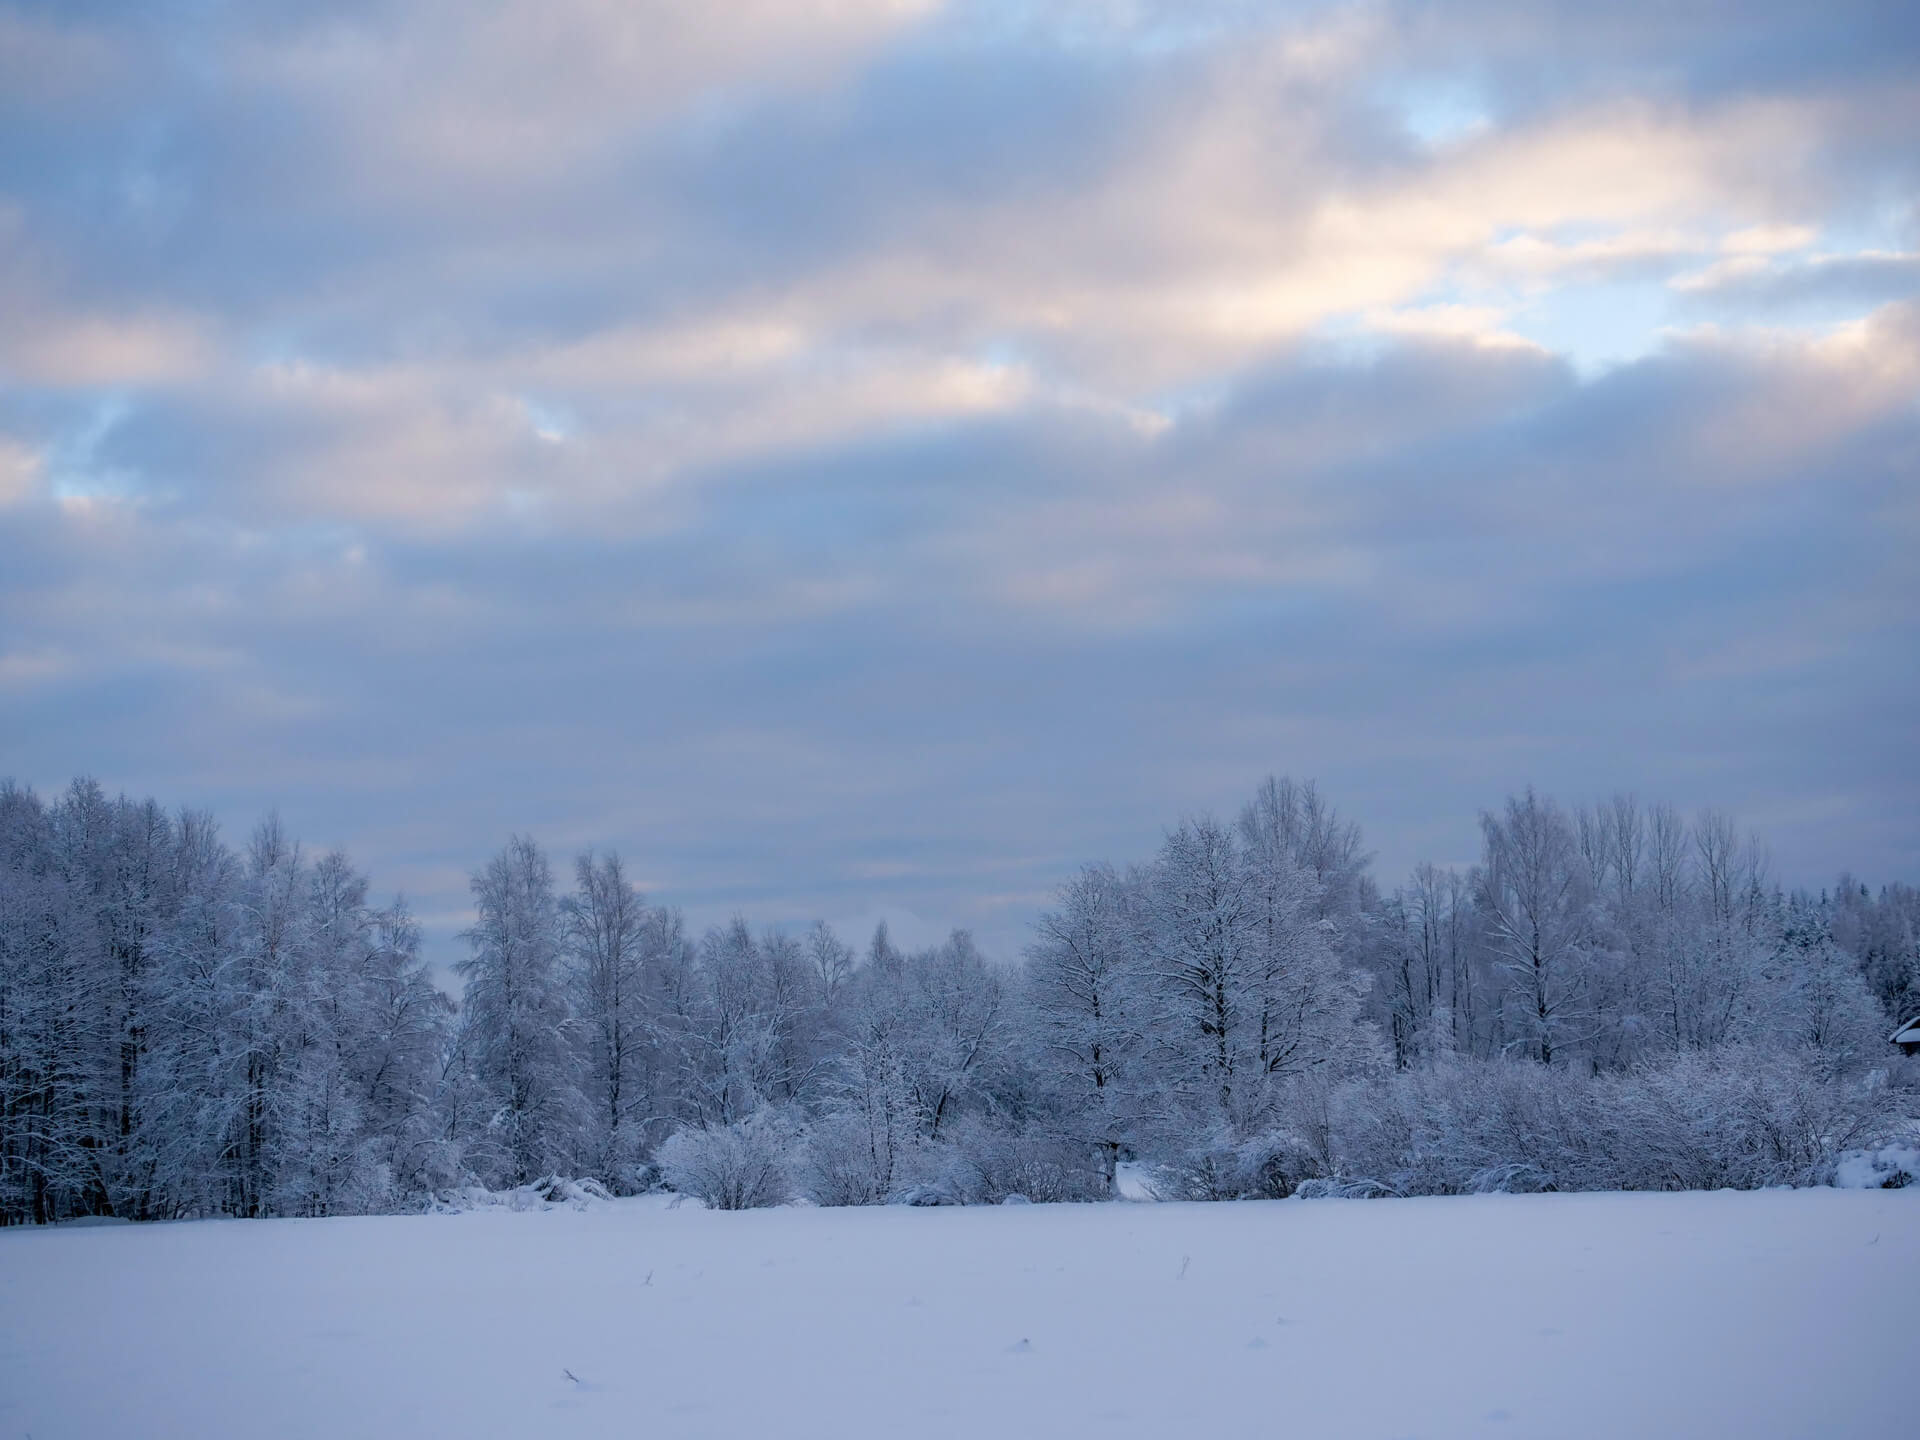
1, 775, 1915, 1224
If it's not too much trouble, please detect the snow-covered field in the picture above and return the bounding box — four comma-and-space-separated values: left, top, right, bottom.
2, 1189, 1913, 1440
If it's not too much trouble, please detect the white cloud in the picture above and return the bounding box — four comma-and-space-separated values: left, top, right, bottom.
236, 0, 945, 194
0, 436, 41, 507
0, 310, 214, 387
2, 0, 1916, 958
1362, 303, 1545, 352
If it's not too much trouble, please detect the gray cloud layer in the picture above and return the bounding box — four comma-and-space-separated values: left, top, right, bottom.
3, 0, 1916, 960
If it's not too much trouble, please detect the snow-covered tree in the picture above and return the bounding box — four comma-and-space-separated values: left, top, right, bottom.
455, 835, 581, 1186
1476, 789, 1592, 1065
561, 850, 654, 1188
1024, 863, 1146, 1193
1761, 899, 1888, 1072
4, 769, 1913, 1223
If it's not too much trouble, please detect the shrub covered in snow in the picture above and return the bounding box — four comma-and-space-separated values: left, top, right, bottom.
1833, 1142, 1920, 1189
793, 1112, 942, 1207
943, 1117, 1106, 1204
657, 1112, 796, 1210
1257, 1047, 1902, 1198
431, 1175, 617, 1214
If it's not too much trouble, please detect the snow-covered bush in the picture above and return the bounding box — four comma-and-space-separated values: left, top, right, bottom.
1298, 1049, 1900, 1197
657, 1112, 796, 1210
1595, 1047, 1891, 1190
429, 1175, 616, 1214
1227, 1128, 1330, 1199
1148, 1131, 1245, 1202
944, 1117, 1104, 1204
1295, 1176, 1400, 1199
794, 1112, 944, 1206
1833, 1143, 1920, 1189
890, 1181, 964, 1205
792, 1114, 885, 1206
1146, 1126, 1328, 1201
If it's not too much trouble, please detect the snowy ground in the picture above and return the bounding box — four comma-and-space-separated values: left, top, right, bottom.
2, 1189, 1913, 1440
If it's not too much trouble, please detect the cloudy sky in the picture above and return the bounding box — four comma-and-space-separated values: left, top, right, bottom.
3, 0, 1916, 962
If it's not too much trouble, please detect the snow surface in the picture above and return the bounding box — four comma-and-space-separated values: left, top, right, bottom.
2, 1189, 1914, 1439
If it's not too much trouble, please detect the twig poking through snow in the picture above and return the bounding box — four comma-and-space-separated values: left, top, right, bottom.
1178, 1254, 1190, 1280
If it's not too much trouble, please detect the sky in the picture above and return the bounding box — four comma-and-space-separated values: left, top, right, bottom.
2, 0, 1917, 966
